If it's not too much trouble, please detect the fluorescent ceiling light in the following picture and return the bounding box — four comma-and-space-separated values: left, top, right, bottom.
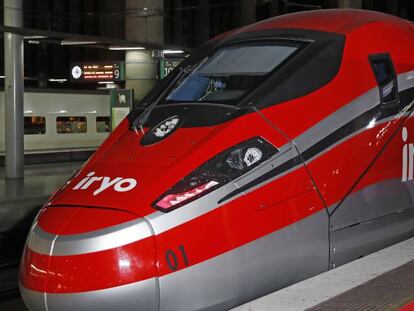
98, 81, 115, 84
48, 78, 67, 82
61, 40, 98, 46
23, 35, 48, 40
0, 75, 4, 78
163, 49, 184, 54
108, 46, 145, 50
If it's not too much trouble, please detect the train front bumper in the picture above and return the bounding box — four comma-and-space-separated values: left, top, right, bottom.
20, 278, 157, 311
19, 206, 158, 311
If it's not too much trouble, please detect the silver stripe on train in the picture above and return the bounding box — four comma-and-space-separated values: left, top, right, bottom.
148, 70, 414, 237
28, 217, 152, 255
158, 208, 329, 311
294, 69, 414, 155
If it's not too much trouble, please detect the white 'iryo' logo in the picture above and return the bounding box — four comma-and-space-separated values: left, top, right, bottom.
402, 127, 414, 182
72, 172, 137, 196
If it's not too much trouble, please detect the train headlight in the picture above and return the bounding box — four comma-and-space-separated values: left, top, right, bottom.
153, 137, 278, 212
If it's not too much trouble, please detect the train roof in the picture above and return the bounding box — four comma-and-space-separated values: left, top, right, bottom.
236, 9, 413, 36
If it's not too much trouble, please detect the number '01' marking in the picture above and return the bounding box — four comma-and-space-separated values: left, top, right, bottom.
166, 245, 189, 271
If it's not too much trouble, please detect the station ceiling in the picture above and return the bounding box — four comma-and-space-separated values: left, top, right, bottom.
0, 24, 190, 52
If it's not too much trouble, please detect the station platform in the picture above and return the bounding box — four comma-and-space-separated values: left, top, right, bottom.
0, 162, 81, 310
0, 162, 81, 261
0, 162, 80, 225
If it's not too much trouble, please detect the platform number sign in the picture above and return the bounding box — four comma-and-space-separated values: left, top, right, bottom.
160, 58, 184, 79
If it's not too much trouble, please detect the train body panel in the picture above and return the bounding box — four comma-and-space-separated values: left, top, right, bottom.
19, 9, 414, 311
157, 209, 328, 311
329, 113, 414, 266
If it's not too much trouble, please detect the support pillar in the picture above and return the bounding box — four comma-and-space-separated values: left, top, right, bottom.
342, 0, 362, 8
196, 0, 210, 46
125, 0, 164, 101
172, 0, 184, 47
363, 0, 374, 10
324, 0, 362, 8
4, 0, 24, 179
235, 0, 256, 27
386, 0, 398, 15
125, 51, 158, 101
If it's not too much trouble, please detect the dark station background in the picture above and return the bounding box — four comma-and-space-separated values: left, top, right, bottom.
0, 0, 411, 90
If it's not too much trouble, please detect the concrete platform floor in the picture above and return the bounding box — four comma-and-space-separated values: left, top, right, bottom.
0, 161, 80, 205
0, 162, 81, 264
0, 162, 82, 311
307, 260, 414, 310
0, 298, 27, 311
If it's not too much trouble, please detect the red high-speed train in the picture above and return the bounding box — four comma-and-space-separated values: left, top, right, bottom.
20, 9, 414, 311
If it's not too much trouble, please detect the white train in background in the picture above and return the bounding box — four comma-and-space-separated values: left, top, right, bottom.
0, 90, 110, 164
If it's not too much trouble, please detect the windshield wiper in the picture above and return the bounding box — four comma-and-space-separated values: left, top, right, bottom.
131, 66, 191, 134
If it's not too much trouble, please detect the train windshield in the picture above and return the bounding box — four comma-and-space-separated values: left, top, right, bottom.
165, 44, 299, 105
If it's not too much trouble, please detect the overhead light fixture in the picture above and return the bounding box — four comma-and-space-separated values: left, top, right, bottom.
0, 75, 4, 79
48, 78, 67, 82
23, 35, 48, 40
98, 81, 115, 84
61, 40, 98, 46
28, 40, 40, 45
163, 50, 184, 54
108, 46, 145, 50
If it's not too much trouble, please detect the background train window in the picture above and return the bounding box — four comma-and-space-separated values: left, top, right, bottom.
369, 54, 398, 105
96, 116, 110, 133
24, 116, 46, 135
56, 117, 87, 134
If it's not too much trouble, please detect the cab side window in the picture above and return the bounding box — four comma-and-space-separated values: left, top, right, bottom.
369, 53, 398, 105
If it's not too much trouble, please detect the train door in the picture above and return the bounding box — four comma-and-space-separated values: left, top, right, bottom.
329, 53, 414, 267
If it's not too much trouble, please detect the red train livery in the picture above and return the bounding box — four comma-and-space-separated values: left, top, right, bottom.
20, 9, 414, 311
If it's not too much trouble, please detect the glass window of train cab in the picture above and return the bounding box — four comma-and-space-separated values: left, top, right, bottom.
96, 116, 110, 133
164, 43, 301, 105
56, 116, 87, 134
369, 53, 398, 105
24, 116, 46, 134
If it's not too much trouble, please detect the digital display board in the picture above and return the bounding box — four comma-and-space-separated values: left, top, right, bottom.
70, 62, 125, 82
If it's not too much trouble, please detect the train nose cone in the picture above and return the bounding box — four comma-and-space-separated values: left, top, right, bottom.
19, 206, 158, 311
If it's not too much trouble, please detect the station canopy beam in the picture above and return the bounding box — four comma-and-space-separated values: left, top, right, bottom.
0, 25, 190, 52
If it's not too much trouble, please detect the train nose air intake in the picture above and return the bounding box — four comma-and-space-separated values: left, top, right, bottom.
19, 206, 158, 311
